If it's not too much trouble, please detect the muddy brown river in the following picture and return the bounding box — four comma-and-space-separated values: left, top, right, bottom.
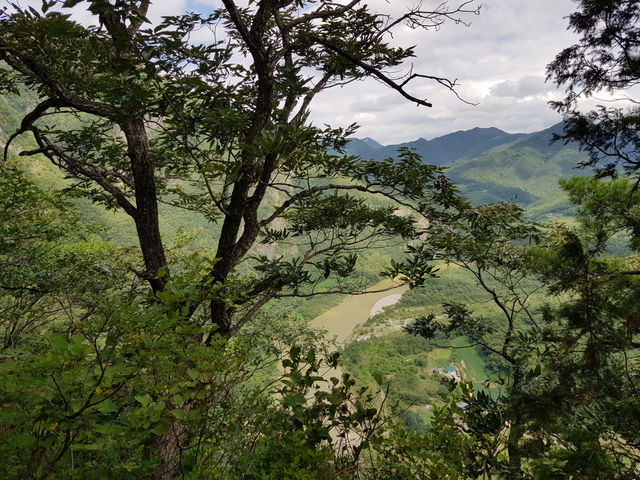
310, 278, 409, 343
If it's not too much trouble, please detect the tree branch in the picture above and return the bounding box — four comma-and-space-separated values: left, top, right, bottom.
26, 128, 138, 218
310, 35, 433, 107
285, 0, 360, 28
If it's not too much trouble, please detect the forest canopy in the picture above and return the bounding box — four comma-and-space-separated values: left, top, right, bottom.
1, 0, 640, 479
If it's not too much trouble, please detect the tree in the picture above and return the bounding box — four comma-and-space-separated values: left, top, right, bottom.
0, 0, 476, 335
524, 177, 640, 478
547, 0, 640, 179
397, 179, 640, 479
0, 1, 478, 477
0, 162, 90, 350
387, 3, 640, 476
401, 201, 545, 479
370, 378, 510, 479
545, 2, 640, 475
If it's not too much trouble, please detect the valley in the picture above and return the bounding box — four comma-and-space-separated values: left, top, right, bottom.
1, 90, 587, 418
309, 278, 408, 344
3, 2, 639, 477
308, 126, 589, 421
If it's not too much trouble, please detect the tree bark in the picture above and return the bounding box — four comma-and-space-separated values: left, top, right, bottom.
147, 418, 187, 480
122, 119, 168, 293
506, 368, 525, 479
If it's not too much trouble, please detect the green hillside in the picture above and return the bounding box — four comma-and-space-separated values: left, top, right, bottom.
448, 144, 588, 217
0, 93, 409, 321
333, 126, 593, 422
346, 122, 591, 219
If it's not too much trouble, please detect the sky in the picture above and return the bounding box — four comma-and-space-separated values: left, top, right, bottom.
8, 0, 583, 144
162, 0, 582, 143
305, 0, 581, 144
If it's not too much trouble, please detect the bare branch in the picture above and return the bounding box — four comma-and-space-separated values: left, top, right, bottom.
285, 0, 360, 28
292, 71, 334, 123
276, 283, 405, 298
260, 183, 422, 228
377, 1, 480, 37
310, 35, 432, 107
3, 98, 66, 162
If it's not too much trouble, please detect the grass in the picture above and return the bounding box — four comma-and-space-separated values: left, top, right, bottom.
341, 332, 448, 407
427, 348, 450, 364
452, 338, 488, 382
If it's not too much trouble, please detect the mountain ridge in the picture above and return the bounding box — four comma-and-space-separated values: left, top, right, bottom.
346, 123, 569, 166
344, 122, 588, 216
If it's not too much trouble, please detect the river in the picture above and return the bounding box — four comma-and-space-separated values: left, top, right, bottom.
310, 278, 409, 344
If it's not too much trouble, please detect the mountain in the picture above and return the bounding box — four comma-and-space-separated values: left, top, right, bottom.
346, 127, 528, 166
361, 137, 383, 149
341, 138, 382, 159
345, 123, 589, 217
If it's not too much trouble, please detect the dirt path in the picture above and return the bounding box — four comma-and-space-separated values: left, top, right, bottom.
369, 293, 404, 317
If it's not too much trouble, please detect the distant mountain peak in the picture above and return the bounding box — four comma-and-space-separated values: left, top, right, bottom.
344, 123, 574, 167
340, 122, 587, 216
345, 125, 536, 166
360, 137, 383, 149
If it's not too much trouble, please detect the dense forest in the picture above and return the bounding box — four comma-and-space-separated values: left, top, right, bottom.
1, 1, 640, 479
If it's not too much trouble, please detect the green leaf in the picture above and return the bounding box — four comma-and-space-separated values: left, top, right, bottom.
283, 394, 306, 407
135, 394, 152, 408
47, 333, 68, 353
169, 409, 188, 420
187, 368, 200, 381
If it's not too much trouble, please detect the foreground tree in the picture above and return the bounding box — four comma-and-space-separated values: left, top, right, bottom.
393, 2, 640, 475
522, 177, 640, 478
545, 2, 640, 474
0, 0, 476, 334
0, 0, 478, 477
397, 182, 640, 478
548, 0, 640, 179
401, 202, 545, 479
386, 3, 640, 475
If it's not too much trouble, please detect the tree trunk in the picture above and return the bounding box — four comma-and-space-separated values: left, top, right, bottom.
506, 418, 525, 479
151, 418, 187, 480
122, 118, 168, 293
506, 368, 525, 479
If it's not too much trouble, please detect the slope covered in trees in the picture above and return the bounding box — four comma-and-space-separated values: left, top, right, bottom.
345, 122, 590, 215
0, 0, 479, 478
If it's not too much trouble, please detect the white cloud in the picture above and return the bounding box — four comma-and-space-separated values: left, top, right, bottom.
4, 0, 582, 144
349, 94, 402, 113
353, 112, 377, 123
490, 76, 549, 99
306, 0, 579, 143
147, 0, 188, 24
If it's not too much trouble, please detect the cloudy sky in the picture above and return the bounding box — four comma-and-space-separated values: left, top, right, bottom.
9, 0, 582, 144
305, 0, 581, 144
178, 0, 581, 143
